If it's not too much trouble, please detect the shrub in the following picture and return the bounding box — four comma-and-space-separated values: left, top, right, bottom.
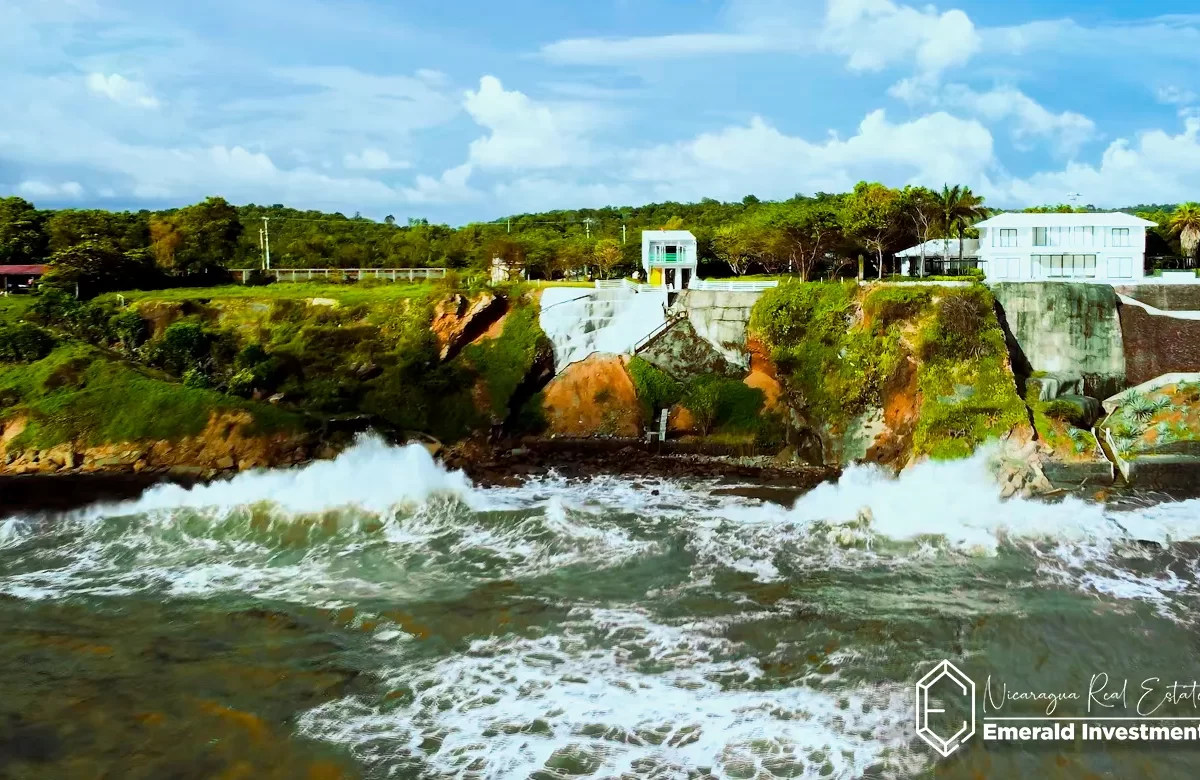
920, 287, 997, 362
863, 287, 932, 329
628, 356, 683, 418
0, 323, 56, 362
1042, 399, 1087, 427
109, 310, 149, 355
682, 376, 765, 436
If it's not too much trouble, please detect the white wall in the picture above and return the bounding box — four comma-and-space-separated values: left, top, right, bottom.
978, 225, 1146, 282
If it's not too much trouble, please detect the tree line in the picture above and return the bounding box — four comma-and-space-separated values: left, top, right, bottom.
1, 187, 1198, 297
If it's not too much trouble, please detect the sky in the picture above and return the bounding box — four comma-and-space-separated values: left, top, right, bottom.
2, 0, 1200, 224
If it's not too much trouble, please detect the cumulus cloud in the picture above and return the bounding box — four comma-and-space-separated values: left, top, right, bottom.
400, 163, 479, 205
625, 109, 995, 202
85, 72, 159, 108
821, 0, 981, 75
1000, 117, 1200, 206
463, 76, 605, 170
343, 148, 411, 171
894, 81, 1097, 156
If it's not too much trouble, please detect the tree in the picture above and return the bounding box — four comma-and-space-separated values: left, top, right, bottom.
936, 184, 989, 265
711, 224, 759, 277
593, 239, 623, 279
661, 216, 685, 230
756, 202, 843, 281
172, 197, 244, 273
43, 240, 159, 298
149, 215, 184, 271
843, 182, 902, 279
900, 186, 940, 277
384, 214, 396, 226
1170, 203, 1200, 259
0, 197, 46, 266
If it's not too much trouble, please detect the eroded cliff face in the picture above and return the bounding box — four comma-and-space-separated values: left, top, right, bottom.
0, 411, 321, 476
540, 354, 642, 438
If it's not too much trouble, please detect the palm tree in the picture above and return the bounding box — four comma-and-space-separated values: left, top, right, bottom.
935, 185, 990, 270
1170, 203, 1200, 260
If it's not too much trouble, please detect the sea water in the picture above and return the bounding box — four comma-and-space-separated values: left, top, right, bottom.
3, 437, 1200, 778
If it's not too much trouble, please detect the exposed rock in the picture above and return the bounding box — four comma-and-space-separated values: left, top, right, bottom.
216, 456, 236, 470
1026, 372, 1084, 402
1054, 394, 1102, 427
431, 292, 507, 361
541, 354, 642, 438
668, 404, 696, 435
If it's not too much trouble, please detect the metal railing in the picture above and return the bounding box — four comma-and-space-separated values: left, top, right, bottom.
904, 258, 981, 277
235, 268, 449, 284
633, 310, 689, 354
687, 278, 780, 291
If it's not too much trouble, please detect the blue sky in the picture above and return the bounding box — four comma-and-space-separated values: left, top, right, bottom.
3, 0, 1199, 223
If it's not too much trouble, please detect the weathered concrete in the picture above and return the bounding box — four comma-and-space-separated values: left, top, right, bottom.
1116, 300, 1200, 386
637, 319, 741, 382
991, 282, 1126, 398
1115, 284, 1200, 311
673, 290, 765, 370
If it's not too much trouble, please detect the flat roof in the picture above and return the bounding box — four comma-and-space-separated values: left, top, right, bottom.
642, 230, 696, 240
975, 212, 1157, 228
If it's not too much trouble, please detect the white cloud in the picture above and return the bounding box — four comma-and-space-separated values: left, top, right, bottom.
1157, 85, 1197, 106
400, 163, 479, 205
85, 72, 159, 108
540, 33, 772, 64
626, 109, 995, 202
1000, 117, 1200, 206
15, 180, 84, 199
821, 0, 981, 75
898, 83, 1096, 156
463, 76, 606, 170
343, 148, 411, 171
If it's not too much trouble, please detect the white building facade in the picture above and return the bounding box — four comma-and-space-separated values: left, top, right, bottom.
974, 212, 1157, 282
641, 230, 697, 289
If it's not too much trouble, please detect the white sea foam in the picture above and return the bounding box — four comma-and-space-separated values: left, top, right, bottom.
299, 606, 921, 779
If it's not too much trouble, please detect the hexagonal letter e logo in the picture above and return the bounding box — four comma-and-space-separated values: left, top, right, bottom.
915, 660, 976, 757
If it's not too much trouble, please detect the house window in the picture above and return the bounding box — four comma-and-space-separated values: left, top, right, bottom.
1036, 254, 1097, 279
998, 229, 1018, 247
1034, 227, 1048, 246
1072, 226, 1094, 247
1111, 228, 1131, 247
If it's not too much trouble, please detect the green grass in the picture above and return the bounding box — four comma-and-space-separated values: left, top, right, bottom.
0, 296, 35, 325
0, 344, 305, 450
102, 281, 438, 306
628, 356, 683, 419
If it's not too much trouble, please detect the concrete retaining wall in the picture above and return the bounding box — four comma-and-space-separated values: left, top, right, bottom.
991, 282, 1126, 398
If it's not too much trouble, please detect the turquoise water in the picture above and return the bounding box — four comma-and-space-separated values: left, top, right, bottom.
2, 438, 1200, 778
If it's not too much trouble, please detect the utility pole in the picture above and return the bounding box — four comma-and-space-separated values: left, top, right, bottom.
262, 217, 271, 270
583, 217, 596, 240
621, 223, 627, 245
507, 218, 511, 234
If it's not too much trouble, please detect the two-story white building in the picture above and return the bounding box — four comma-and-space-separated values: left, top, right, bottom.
974, 212, 1158, 282
641, 230, 697, 289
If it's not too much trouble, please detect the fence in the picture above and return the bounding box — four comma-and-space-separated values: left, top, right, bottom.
234, 268, 449, 284
594, 278, 779, 293
904, 258, 981, 277
687, 279, 779, 292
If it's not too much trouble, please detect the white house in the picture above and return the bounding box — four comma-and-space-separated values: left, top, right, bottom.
974, 212, 1158, 282
895, 238, 980, 275
642, 230, 697, 289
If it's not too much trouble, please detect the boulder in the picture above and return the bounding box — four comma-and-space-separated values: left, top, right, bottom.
1053, 394, 1102, 427
1026, 372, 1084, 402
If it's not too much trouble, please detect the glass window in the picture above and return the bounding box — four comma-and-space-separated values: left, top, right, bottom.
1034, 227, 1048, 246
998, 229, 1018, 247
1112, 228, 1131, 247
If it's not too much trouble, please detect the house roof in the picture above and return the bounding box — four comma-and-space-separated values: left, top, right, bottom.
975, 212, 1156, 228
0, 265, 47, 275
895, 238, 980, 258
642, 230, 696, 240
